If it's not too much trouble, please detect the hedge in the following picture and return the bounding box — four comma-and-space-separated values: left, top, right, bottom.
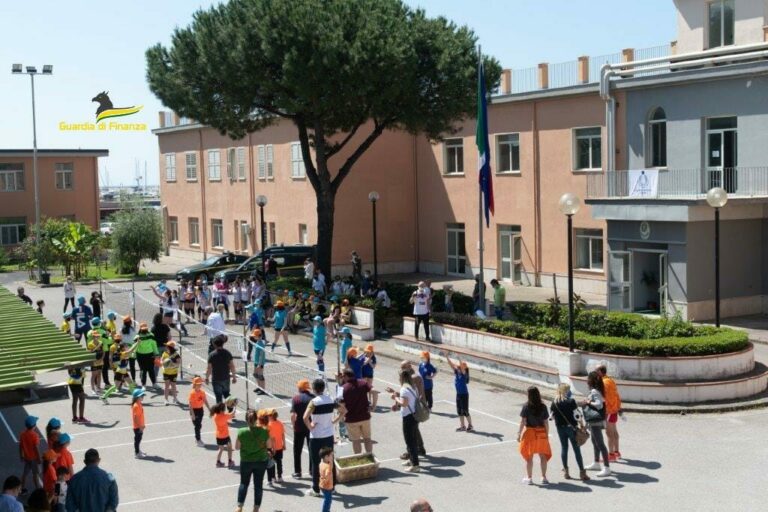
430, 311, 749, 357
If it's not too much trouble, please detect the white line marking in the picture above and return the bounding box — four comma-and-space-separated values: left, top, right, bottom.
378, 438, 516, 464
70, 418, 190, 436
438, 399, 518, 425
120, 484, 239, 506
0, 411, 18, 443
71, 431, 214, 453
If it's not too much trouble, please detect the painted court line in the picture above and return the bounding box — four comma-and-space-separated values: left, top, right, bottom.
70, 418, 190, 436
438, 399, 518, 426
378, 438, 516, 464
0, 411, 18, 443
71, 430, 215, 453
121, 483, 239, 506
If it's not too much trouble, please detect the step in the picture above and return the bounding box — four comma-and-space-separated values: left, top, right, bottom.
394, 334, 560, 389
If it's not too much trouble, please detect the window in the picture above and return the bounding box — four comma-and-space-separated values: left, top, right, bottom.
168, 216, 179, 243
648, 108, 667, 168
211, 219, 224, 248
188, 217, 200, 246
298, 224, 308, 245
573, 127, 602, 170
257, 146, 266, 179
708, 0, 734, 49
55, 163, 74, 190
185, 153, 198, 181
226, 148, 236, 180
446, 223, 467, 275
291, 143, 304, 178
575, 229, 603, 271
237, 147, 246, 180
496, 133, 520, 173
0, 164, 24, 192
164, 154, 176, 182
208, 150, 221, 181
444, 138, 464, 175
268, 222, 276, 246
266, 145, 274, 178
0, 218, 27, 245
240, 220, 249, 252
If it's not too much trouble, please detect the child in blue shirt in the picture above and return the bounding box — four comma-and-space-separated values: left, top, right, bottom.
251, 329, 267, 394
446, 355, 473, 432
270, 301, 292, 356
346, 347, 363, 379
339, 327, 353, 364
246, 300, 267, 360
312, 316, 327, 372
418, 351, 437, 410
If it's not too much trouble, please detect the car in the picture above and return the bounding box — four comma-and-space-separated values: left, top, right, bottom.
215, 245, 316, 283
175, 252, 249, 283
99, 222, 115, 235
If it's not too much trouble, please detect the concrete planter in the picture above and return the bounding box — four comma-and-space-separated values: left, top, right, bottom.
334, 453, 380, 484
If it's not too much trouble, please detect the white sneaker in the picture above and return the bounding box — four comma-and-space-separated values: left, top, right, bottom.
196, 440, 204, 447
405, 465, 421, 473
135, 451, 147, 459
401, 460, 412, 467
521, 477, 532, 485
164, 399, 170, 406
585, 462, 602, 471
306, 489, 321, 497
597, 466, 612, 477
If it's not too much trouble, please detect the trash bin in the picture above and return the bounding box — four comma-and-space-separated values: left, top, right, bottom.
40, 272, 51, 285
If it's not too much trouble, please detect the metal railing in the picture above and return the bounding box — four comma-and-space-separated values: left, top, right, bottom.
586, 167, 768, 199
588, 51, 623, 83
548, 60, 578, 89
633, 45, 672, 77
511, 66, 538, 93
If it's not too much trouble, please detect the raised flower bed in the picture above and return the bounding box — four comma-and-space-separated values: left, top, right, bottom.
334, 452, 380, 483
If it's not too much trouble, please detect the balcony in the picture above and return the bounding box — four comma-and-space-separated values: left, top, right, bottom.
586, 167, 768, 200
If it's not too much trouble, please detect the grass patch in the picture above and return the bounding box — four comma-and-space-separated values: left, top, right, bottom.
47, 265, 147, 283
336, 454, 377, 468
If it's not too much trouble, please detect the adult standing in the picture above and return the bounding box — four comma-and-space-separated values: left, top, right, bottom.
70, 296, 93, 344
303, 258, 315, 281
400, 361, 426, 457
551, 384, 588, 481
490, 279, 506, 320
65, 448, 119, 512
206, 305, 227, 352
290, 379, 314, 479
0, 476, 23, 512
350, 251, 362, 282
303, 379, 337, 497
517, 386, 552, 485
339, 369, 377, 454
206, 335, 237, 405
235, 410, 272, 512
63, 277, 76, 312
410, 282, 431, 341
582, 371, 612, 477
390, 369, 421, 473
151, 313, 171, 352
597, 365, 623, 461
471, 275, 483, 313
131, 323, 158, 388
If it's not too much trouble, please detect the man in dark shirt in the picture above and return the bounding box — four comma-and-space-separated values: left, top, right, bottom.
289, 379, 314, 478
66, 448, 119, 512
205, 335, 236, 405
339, 369, 378, 454
16, 287, 32, 305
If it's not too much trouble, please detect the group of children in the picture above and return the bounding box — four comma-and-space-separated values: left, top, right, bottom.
18, 416, 74, 511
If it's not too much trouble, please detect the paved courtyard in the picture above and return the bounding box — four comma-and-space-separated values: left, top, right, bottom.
1, 276, 767, 511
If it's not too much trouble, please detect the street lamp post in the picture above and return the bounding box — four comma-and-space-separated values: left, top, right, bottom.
368, 191, 380, 282
12, 63, 53, 282
558, 192, 581, 352
706, 187, 728, 328
256, 195, 268, 252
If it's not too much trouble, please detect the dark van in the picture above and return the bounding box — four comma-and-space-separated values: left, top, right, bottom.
215, 245, 316, 283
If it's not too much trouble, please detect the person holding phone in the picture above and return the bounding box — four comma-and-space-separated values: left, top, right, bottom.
410, 282, 431, 341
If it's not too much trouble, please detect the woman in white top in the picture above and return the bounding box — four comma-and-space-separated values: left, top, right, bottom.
389, 369, 421, 473
63, 276, 76, 312
582, 371, 611, 477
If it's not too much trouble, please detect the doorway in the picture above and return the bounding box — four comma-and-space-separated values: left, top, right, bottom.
706, 116, 737, 193
446, 223, 467, 276
608, 249, 669, 314
499, 229, 522, 283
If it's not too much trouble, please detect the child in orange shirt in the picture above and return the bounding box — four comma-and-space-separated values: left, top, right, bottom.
53, 433, 74, 480
266, 409, 286, 485
41, 450, 58, 500
319, 447, 334, 512
188, 376, 210, 447
211, 402, 234, 468
19, 415, 42, 493
132, 388, 147, 459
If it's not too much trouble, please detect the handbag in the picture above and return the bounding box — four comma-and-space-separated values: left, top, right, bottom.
553, 402, 590, 446
582, 402, 606, 424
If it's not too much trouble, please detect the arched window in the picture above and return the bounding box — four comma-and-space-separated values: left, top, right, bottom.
648, 107, 667, 167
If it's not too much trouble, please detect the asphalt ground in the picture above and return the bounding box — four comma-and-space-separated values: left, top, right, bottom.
1, 276, 768, 511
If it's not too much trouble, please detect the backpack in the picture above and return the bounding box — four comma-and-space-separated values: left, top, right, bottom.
405, 384, 430, 423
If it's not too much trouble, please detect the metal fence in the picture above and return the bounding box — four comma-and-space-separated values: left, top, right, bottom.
586, 167, 768, 199
588, 52, 623, 84
511, 66, 538, 93
633, 45, 672, 77
548, 60, 579, 89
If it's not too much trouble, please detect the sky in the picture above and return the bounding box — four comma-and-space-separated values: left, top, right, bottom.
0, 0, 676, 187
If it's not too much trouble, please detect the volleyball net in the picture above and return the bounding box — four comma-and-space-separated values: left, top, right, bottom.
100, 280, 328, 410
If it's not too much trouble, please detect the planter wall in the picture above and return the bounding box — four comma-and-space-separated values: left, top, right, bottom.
334, 453, 380, 483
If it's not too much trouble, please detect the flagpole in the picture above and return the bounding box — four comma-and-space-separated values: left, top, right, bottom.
477, 45, 485, 316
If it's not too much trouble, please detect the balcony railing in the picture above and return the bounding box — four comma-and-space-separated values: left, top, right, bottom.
586, 167, 768, 199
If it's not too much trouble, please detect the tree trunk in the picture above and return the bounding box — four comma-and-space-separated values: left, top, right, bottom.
315, 187, 336, 278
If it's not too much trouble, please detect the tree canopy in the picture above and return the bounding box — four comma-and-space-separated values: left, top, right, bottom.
146, 0, 500, 273
110, 199, 164, 275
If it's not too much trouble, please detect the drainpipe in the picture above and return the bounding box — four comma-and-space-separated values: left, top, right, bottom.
248, 132, 256, 254
413, 134, 420, 273
600, 63, 616, 173
532, 100, 542, 287
199, 128, 208, 259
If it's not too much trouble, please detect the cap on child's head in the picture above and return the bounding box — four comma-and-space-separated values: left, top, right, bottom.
251, 328, 262, 337
347, 347, 358, 357
107, 311, 117, 320
25, 416, 39, 428
77, 296, 86, 305
90, 317, 101, 326
58, 433, 72, 445
365, 344, 374, 353
297, 379, 310, 391
47, 417, 62, 429
313, 315, 322, 322
192, 376, 204, 386
341, 327, 351, 335
421, 351, 430, 360
123, 315, 132, 324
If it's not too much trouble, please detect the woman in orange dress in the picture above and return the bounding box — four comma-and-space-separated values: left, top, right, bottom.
517, 386, 552, 485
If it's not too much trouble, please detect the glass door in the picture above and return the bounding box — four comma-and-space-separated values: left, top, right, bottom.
499, 231, 512, 281
658, 252, 669, 316
447, 226, 467, 276
706, 117, 737, 193
512, 234, 523, 283
608, 251, 631, 312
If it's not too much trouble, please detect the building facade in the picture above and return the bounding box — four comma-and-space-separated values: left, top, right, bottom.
0, 149, 106, 248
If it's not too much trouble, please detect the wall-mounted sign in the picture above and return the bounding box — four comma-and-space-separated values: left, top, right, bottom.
640, 221, 651, 240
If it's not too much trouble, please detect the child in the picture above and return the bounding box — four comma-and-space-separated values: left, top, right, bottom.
41, 450, 58, 501
251, 329, 267, 394
319, 446, 334, 512
87, 333, 104, 395
132, 388, 147, 459
211, 402, 235, 468
446, 356, 473, 432
53, 466, 68, 511
101, 339, 135, 404
361, 345, 376, 386
66, 366, 87, 423
418, 351, 437, 410
246, 299, 265, 360
312, 316, 326, 372
334, 378, 348, 442
339, 327, 353, 365
340, 299, 353, 325
346, 347, 363, 380
105, 311, 118, 335
36, 300, 45, 315
267, 409, 286, 485
443, 285, 455, 313
60, 313, 72, 337
19, 415, 42, 493
270, 300, 292, 355
188, 377, 210, 447
52, 433, 74, 481
161, 340, 181, 405
45, 418, 61, 450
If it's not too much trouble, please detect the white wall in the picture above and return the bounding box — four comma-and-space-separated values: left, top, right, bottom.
675, 0, 768, 54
